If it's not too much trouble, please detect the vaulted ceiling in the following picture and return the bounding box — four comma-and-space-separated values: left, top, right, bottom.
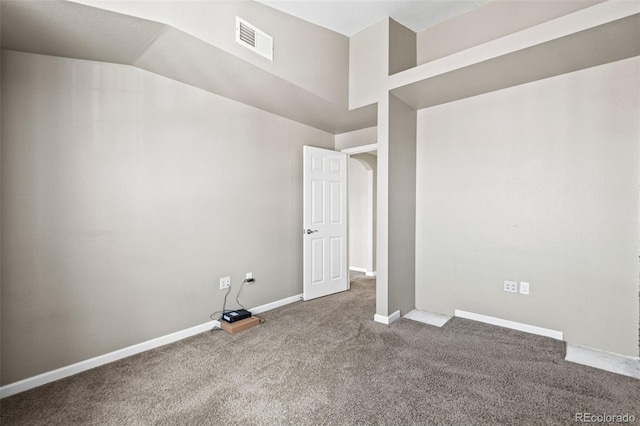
0, 0, 507, 134
2, 1, 638, 135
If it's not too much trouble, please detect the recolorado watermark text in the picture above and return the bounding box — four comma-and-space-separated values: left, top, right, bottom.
574, 413, 635, 423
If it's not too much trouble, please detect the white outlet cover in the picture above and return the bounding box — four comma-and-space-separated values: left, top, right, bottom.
246, 272, 253, 279
504, 280, 518, 293
520, 281, 530, 295
219, 276, 231, 289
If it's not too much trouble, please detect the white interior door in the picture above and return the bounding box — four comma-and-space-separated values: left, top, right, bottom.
303, 146, 348, 301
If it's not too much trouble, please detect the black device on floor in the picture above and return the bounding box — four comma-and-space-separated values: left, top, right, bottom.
222, 309, 252, 323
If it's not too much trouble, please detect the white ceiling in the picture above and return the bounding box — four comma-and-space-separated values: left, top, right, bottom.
256, 0, 490, 36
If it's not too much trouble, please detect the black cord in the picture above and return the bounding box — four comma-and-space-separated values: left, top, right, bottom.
235, 279, 247, 310
209, 285, 231, 332
209, 284, 233, 322
209, 277, 255, 331
222, 282, 232, 314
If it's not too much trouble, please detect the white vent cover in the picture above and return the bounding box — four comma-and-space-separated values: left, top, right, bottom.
236, 17, 273, 61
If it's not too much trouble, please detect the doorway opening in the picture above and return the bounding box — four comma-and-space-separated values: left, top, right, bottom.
347, 149, 377, 278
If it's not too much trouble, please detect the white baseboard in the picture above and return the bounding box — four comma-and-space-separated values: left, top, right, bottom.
565, 344, 640, 379
249, 294, 303, 315
374, 310, 400, 325
349, 267, 376, 276
454, 309, 564, 340
0, 293, 303, 399
0, 320, 218, 399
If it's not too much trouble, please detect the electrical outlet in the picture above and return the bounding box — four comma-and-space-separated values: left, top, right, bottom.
219, 276, 230, 290
520, 281, 530, 295
504, 280, 518, 293
246, 272, 253, 280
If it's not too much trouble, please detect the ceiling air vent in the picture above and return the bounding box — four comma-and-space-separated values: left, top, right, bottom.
236, 17, 273, 61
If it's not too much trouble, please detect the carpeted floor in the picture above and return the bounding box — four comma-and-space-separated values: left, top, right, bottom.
1, 273, 638, 425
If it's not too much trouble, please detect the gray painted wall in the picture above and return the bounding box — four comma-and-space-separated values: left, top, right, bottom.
416, 0, 603, 65
349, 19, 388, 110
0, 50, 334, 384
388, 19, 416, 76
387, 93, 416, 317
415, 57, 639, 357
368, 19, 418, 319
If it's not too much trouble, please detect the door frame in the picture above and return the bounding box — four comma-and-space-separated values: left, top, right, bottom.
345, 146, 378, 278
341, 143, 378, 156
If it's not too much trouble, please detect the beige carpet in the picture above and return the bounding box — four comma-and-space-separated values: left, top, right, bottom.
1, 273, 638, 425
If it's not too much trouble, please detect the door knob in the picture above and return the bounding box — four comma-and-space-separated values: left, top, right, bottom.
305, 229, 318, 234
